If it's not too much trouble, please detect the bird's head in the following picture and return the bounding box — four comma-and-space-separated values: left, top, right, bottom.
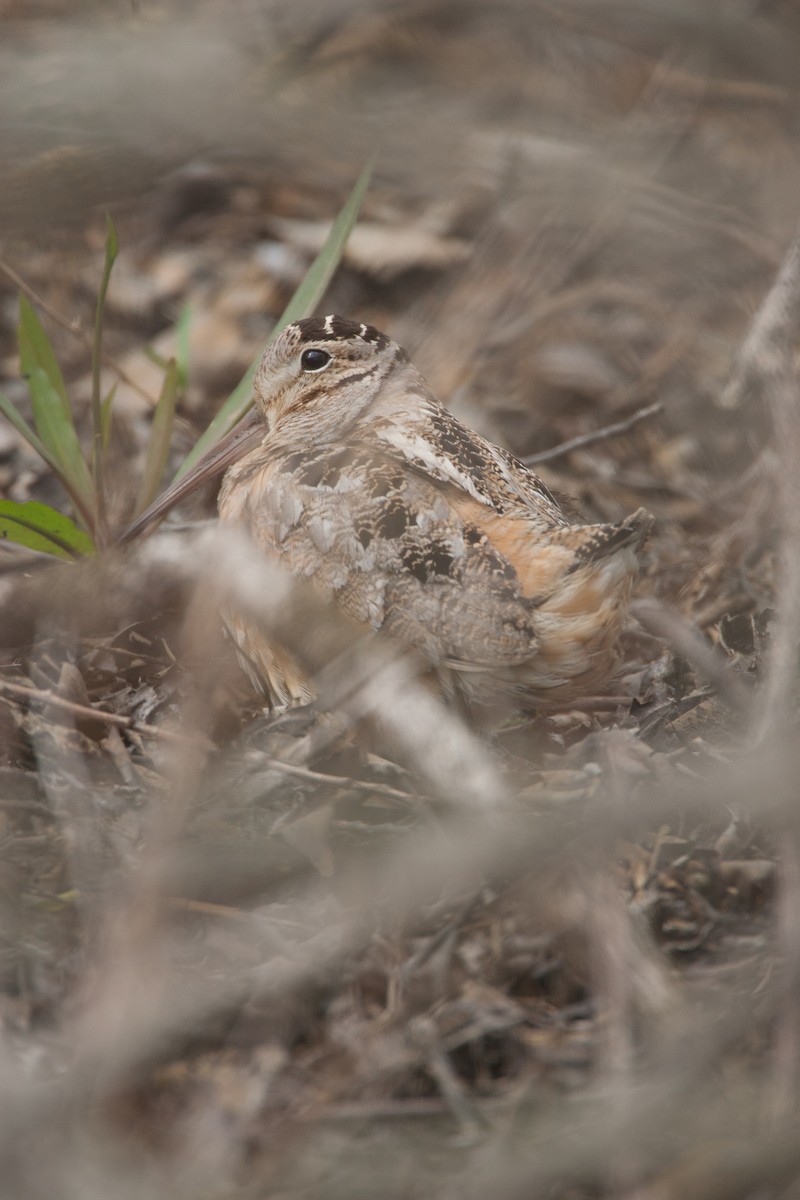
116, 316, 414, 543
252, 315, 411, 441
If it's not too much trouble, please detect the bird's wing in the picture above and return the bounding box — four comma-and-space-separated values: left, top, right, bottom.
219, 437, 545, 671
220, 425, 652, 687
371, 402, 570, 529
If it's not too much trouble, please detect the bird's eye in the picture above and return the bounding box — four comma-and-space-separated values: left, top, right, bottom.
300, 348, 332, 373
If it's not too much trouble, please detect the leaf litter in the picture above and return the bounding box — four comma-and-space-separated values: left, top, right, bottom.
0, 3, 798, 1197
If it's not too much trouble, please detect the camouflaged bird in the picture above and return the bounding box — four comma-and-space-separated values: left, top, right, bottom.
213, 315, 652, 712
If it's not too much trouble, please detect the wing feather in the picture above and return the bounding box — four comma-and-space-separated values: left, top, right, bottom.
371, 400, 570, 529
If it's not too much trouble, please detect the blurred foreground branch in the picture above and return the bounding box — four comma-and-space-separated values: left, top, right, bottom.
724, 223, 800, 744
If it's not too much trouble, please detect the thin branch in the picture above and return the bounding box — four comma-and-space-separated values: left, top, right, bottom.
167, 896, 257, 921
722, 222, 800, 743
631, 598, 751, 713
722, 223, 800, 413
0, 677, 195, 744
521, 402, 662, 466
771, 832, 800, 1119
247, 751, 422, 807
0, 678, 424, 805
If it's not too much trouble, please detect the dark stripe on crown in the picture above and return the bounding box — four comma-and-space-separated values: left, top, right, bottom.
293, 315, 393, 351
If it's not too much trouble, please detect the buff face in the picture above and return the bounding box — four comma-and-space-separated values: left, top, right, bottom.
252, 316, 411, 441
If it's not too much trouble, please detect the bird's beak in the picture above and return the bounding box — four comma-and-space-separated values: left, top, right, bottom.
117, 408, 265, 545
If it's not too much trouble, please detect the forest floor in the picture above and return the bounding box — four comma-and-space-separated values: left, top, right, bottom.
0, 3, 799, 1198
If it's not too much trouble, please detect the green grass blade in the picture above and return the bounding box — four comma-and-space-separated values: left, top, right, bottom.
0, 389, 95, 534
100, 382, 117, 450
173, 159, 373, 482
26, 366, 95, 510
0, 388, 63, 472
18, 295, 69, 417
0, 500, 95, 560
143, 347, 169, 370
135, 359, 179, 515
16, 295, 97, 530
90, 214, 119, 544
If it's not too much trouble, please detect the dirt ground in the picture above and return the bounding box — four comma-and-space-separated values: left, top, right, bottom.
1, 3, 799, 1198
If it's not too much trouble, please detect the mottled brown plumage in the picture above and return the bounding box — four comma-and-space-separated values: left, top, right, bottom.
217, 315, 652, 712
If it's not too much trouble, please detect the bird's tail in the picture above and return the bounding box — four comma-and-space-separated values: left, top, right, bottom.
550, 507, 653, 570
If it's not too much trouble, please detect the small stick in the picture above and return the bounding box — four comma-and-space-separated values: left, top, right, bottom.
167, 896, 257, 921
722, 223, 800, 744
246, 751, 422, 807
521, 402, 662, 466
0, 677, 194, 744
631, 598, 751, 714
771, 833, 800, 1119
0, 678, 424, 803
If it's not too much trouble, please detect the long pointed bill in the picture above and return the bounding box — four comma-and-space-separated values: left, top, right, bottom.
117, 409, 265, 545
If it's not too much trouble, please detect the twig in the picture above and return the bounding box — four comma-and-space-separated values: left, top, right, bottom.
317, 1097, 461, 1121
0, 677, 196, 744
0, 678, 427, 805
723, 222, 800, 743
549, 694, 634, 712
0, 797, 57, 820
722, 224, 800, 413
167, 896, 257, 921
246, 751, 422, 807
631, 598, 751, 713
771, 832, 800, 1120
407, 1015, 492, 1134
0, 256, 156, 407
521, 402, 662, 466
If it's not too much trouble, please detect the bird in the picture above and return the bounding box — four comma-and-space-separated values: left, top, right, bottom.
212, 314, 652, 714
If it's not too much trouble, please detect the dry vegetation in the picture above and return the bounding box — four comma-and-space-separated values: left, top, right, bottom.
1, 2, 799, 1196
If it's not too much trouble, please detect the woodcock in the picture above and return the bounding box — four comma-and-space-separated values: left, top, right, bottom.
210, 315, 652, 712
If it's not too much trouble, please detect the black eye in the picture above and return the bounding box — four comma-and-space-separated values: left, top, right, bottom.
300, 348, 332, 373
